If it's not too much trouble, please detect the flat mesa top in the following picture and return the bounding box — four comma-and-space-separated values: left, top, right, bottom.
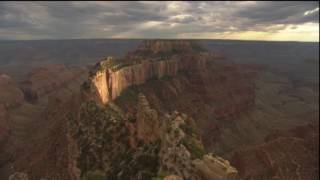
135, 40, 207, 55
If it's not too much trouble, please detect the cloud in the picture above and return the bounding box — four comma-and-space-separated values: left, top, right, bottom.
0, 1, 318, 40
235, 1, 319, 25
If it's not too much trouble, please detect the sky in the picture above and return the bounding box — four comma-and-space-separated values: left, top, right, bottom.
0, 1, 319, 42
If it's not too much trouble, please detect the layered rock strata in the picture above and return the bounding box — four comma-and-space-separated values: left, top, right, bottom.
87, 52, 209, 104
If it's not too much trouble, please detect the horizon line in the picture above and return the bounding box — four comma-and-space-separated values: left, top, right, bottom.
0, 38, 318, 43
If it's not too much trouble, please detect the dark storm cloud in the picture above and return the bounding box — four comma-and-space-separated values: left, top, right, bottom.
0, 1, 318, 39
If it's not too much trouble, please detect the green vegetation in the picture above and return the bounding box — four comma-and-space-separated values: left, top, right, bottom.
128, 116, 136, 123
116, 86, 138, 105
100, 56, 116, 68
180, 137, 206, 159
180, 123, 195, 136
81, 81, 91, 91
174, 128, 180, 137
146, 76, 160, 83
140, 171, 157, 180
81, 170, 105, 180
104, 140, 161, 179
151, 170, 171, 180
191, 42, 207, 52
78, 100, 126, 174
162, 75, 173, 81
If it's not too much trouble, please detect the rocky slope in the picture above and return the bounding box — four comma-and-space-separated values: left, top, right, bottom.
73, 91, 238, 180
72, 40, 243, 180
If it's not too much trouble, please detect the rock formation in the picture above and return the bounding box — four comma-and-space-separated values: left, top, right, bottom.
85, 44, 210, 104
193, 154, 238, 180
77, 41, 246, 179
85, 40, 255, 126
76, 88, 239, 179
8, 172, 28, 180
136, 93, 160, 143
158, 110, 238, 180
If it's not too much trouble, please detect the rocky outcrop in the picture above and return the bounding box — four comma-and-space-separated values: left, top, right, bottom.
85, 41, 211, 105
193, 154, 238, 180
136, 93, 160, 143
158, 109, 238, 180
89, 55, 209, 104
8, 172, 29, 180
86, 40, 256, 128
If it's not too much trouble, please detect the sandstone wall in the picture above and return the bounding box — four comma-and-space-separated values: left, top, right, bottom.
92, 54, 209, 104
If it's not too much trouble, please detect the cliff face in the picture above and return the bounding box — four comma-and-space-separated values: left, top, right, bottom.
89, 53, 209, 104
73, 40, 243, 180
84, 40, 256, 154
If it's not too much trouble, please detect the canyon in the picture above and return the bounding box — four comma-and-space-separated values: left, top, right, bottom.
0, 40, 318, 180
